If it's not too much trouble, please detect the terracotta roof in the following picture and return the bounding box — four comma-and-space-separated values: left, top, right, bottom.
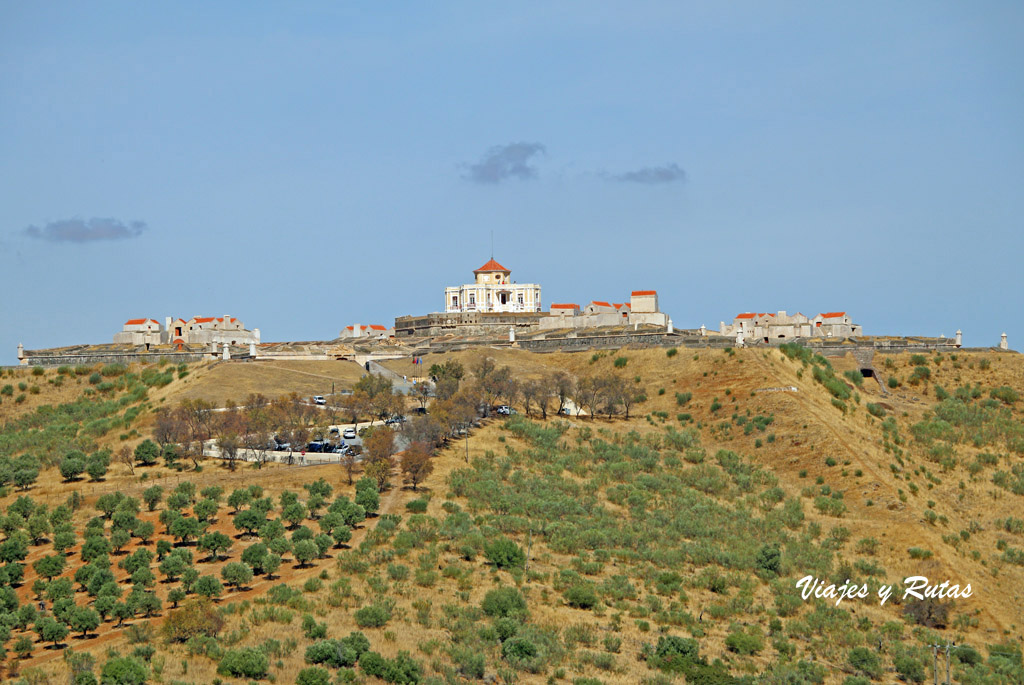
369, 325, 388, 331
473, 258, 509, 273
820, 312, 847, 319
735, 313, 757, 319
345, 326, 355, 331
591, 301, 612, 308
631, 290, 657, 296
124, 318, 158, 326
550, 303, 580, 310
172, 338, 184, 344
192, 317, 215, 324
216, 317, 237, 323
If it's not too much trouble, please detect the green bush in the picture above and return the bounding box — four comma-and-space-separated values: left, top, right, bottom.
725, 627, 764, 655
405, 499, 428, 513
482, 586, 527, 618
218, 647, 269, 678
866, 403, 886, 418
613, 357, 628, 368
894, 654, 926, 683
100, 656, 148, 685
484, 537, 525, 569
354, 603, 392, 628
848, 647, 882, 678
648, 635, 700, 673
296, 666, 331, 685
564, 584, 599, 609
359, 650, 422, 684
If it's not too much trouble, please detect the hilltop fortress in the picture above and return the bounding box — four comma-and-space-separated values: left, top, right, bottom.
13, 258, 1013, 366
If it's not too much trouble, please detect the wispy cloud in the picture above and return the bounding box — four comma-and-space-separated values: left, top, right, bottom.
463, 142, 546, 184
609, 163, 686, 184
23, 217, 148, 243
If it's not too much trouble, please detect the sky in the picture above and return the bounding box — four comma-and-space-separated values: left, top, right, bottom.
2, 2, 1023, 364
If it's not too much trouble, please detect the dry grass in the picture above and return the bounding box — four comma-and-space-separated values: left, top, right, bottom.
168, 359, 366, 405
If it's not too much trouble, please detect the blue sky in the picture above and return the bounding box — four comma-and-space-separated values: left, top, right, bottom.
2, 2, 1022, 363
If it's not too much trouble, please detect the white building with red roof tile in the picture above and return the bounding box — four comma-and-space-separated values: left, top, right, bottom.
339, 324, 395, 340
444, 259, 542, 314
540, 290, 668, 330
719, 310, 861, 341
114, 315, 260, 347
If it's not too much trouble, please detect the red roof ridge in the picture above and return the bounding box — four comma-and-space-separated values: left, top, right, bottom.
473, 258, 509, 273
591, 301, 612, 307
124, 318, 156, 325
550, 303, 579, 309
735, 312, 757, 319
369, 325, 387, 330
820, 311, 846, 318
631, 290, 657, 296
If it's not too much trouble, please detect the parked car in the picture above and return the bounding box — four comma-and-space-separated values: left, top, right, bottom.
385, 415, 406, 426
413, 407, 428, 415
342, 427, 357, 440
307, 441, 329, 453
496, 405, 512, 415
313, 396, 326, 405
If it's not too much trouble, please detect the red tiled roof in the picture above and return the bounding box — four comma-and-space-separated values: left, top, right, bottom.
172, 338, 184, 344
216, 317, 237, 323
473, 258, 509, 273
369, 325, 387, 331
591, 301, 612, 308
345, 326, 355, 331
631, 290, 657, 296
550, 303, 580, 310
820, 312, 846, 319
192, 317, 215, 323
124, 318, 157, 326
735, 313, 757, 319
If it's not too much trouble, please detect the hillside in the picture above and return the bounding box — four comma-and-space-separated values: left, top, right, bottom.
0, 346, 1021, 684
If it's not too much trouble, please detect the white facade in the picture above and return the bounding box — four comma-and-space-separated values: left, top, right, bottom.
444, 259, 542, 314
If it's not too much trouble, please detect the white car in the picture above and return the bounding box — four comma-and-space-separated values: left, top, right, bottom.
313, 396, 326, 405
342, 427, 357, 440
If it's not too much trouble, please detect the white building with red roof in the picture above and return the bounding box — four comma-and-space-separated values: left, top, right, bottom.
444, 259, 542, 314
339, 324, 395, 340
113, 315, 260, 347
540, 290, 668, 330
719, 310, 861, 341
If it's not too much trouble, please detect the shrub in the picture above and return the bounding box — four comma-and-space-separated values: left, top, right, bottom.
484, 537, 525, 569
848, 647, 882, 678
613, 357, 628, 368
405, 499, 428, 513
648, 635, 700, 673
354, 603, 392, 628
218, 647, 269, 679
564, 584, 599, 609
482, 586, 527, 618
866, 403, 886, 418
894, 654, 926, 683
666, 348, 678, 357
888, 376, 900, 388
100, 656, 148, 685
296, 666, 331, 685
359, 650, 422, 684
725, 627, 764, 655
675, 392, 692, 406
